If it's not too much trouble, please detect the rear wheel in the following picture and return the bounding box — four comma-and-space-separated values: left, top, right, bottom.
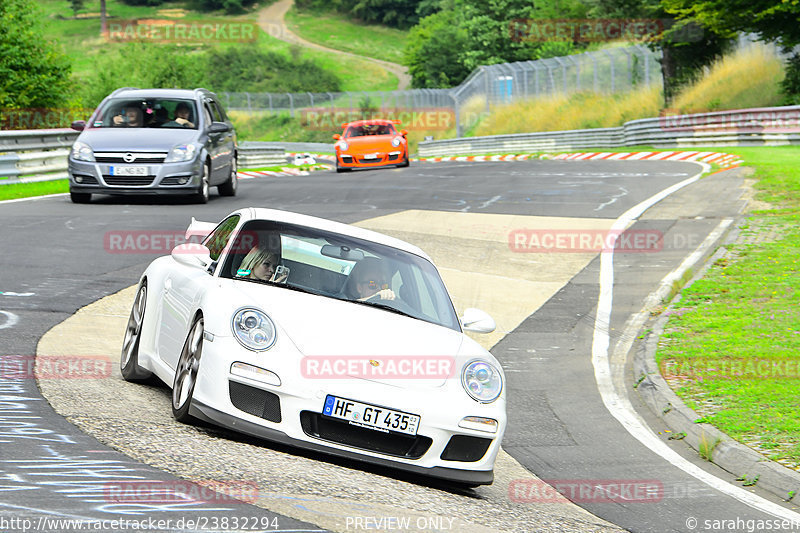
70, 191, 91, 203
172, 316, 204, 423
218, 156, 237, 196
121, 282, 153, 381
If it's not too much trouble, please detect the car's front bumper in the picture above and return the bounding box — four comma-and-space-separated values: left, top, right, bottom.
68, 157, 203, 195
189, 335, 505, 485
336, 150, 406, 168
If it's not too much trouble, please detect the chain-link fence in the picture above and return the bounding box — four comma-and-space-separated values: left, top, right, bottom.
221, 45, 662, 136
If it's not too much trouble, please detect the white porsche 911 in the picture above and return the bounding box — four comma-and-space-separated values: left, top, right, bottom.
121, 208, 506, 485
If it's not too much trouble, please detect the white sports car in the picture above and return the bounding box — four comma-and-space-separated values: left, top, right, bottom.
121, 208, 506, 485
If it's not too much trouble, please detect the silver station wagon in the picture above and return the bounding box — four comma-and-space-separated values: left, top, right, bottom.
68, 88, 237, 204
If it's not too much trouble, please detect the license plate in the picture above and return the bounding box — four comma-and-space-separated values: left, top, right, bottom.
322, 395, 420, 436
110, 166, 148, 176
362, 154, 380, 160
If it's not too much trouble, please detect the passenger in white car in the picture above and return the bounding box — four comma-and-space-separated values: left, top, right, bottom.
238, 245, 288, 283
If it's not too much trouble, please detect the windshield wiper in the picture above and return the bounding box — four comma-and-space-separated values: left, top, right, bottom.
351, 299, 418, 320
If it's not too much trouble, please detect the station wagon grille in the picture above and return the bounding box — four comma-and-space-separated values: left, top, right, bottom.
95, 152, 167, 164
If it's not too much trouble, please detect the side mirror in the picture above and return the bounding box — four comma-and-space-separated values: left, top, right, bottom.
70, 120, 86, 131
401, 129, 408, 136
171, 243, 212, 270
460, 308, 496, 334
332, 134, 341, 140
209, 122, 230, 133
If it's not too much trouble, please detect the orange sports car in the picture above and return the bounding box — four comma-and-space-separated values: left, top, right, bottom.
333, 119, 409, 172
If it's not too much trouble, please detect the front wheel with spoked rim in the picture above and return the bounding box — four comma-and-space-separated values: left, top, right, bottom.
172, 316, 204, 423
120, 282, 153, 381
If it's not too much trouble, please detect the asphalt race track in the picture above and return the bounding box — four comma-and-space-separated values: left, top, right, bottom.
2, 159, 799, 533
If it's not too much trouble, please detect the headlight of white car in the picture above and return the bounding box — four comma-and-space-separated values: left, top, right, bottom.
391, 136, 402, 147
231, 308, 276, 351
338, 141, 349, 152
164, 143, 197, 163
71, 141, 95, 162
462, 360, 503, 403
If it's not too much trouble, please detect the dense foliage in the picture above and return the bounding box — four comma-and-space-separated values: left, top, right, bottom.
0, 0, 72, 109
295, 0, 421, 28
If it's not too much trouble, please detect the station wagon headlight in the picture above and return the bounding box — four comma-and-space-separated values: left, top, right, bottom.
462, 360, 503, 403
164, 143, 197, 163
71, 141, 95, 162
338, 141, 348, 152
391, 136, 402, 147
232, 308, 276, 351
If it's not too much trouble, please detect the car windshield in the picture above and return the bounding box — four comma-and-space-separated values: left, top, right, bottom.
89, 98, 199, 129
219, 220, 460, 331
344, 123, 396, 137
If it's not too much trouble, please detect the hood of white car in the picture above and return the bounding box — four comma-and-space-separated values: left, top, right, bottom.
233, 282, 466, 388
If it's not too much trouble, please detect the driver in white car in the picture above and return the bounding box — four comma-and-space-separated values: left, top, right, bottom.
350, 257, 396, 301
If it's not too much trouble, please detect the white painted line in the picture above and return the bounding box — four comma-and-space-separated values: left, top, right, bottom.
591, 163, 800, 521
0, 310, 19, 329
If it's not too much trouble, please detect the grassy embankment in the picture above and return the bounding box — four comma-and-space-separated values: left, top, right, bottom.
655, 146, 800, 471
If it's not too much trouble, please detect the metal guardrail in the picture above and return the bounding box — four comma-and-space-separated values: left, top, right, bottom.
418, 105, 800, 157
0, 135, 288, 186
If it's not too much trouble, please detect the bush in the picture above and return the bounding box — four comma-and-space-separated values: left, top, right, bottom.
781, 53, 800, 105
77, 43, 207, 107
205, 46, 341, 93
0, 0, 72, 109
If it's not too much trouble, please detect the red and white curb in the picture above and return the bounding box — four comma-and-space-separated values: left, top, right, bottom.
237, 169, 308, 179
415, 151, 743, 167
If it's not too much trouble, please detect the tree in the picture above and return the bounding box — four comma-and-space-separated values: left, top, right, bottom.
662, 0, 800, 102
0, 0, 72, 109
68, 0, 85, 17
404, 10, 469, 87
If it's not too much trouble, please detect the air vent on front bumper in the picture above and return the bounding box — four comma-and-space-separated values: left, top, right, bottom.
102, 175, 156, 187
229, 381, 282, 422
300, 411, 431, 459
440, 435, 492, 462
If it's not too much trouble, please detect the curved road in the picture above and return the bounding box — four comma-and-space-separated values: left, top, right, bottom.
257, 0, 412, 91
1, 160, 799, 532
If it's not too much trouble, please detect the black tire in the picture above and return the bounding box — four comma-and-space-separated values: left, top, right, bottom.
397, 154, 410, 168
172, 315, 204, 423
70, 191, 91, 203
336, 165, 351, 173
218, 156, 237, 197
193, 163, 210, 204
120, 282, 153, 381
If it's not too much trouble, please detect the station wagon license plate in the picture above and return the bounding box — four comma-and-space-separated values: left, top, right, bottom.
110, 166, 148, 176
322, 395, 420, 436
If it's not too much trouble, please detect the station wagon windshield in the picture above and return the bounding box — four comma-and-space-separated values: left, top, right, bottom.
90, 98, 199, 129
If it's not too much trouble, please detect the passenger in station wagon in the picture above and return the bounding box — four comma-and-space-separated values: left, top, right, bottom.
112, 107, 143, 128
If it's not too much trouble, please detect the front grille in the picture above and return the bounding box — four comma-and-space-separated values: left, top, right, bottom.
72, 174, 98, 184
440, 435, 492, 462
301, 411, 431, 459
95, 153, 167, 164
340, 155, 353, 163
102, 175, 156, 187
387, 154, 399, 161
229, 381, 281, 422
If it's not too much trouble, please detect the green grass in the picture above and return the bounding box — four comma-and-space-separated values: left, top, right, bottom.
0, 179, 69, 201
656, 145, 800, 467
36, 0, 397, 101
284, 6, 407, 65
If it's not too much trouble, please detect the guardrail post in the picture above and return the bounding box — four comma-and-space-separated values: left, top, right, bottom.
287, 93, 294, 117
